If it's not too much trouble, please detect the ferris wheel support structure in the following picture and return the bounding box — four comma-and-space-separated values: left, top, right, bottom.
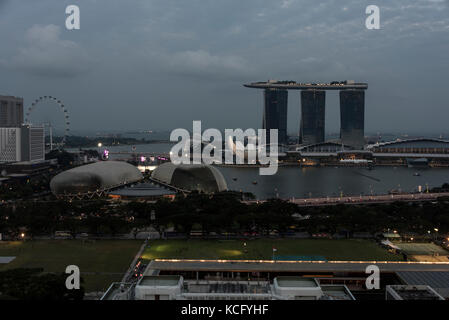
24, 96, 70, 149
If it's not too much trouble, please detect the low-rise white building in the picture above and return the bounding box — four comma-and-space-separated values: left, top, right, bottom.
272, 277, 324, 300
135, 275, 183, 300
104, 275, 355, 301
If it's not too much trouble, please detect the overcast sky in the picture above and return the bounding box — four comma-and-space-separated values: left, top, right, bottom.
0, 0, 448, 136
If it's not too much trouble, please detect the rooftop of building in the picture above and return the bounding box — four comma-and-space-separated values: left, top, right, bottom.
320, 285, 356, 300
151, 162, 227, 193
0, 95, 23, 101
396, 271, 449, 298
387, 285, 445, 300
138, 275, 181, 287
103, 276, 355, 300
367, 138, 449, 149
275, 276, 318, 288
50, 160, 143, 195
244, 80, 368, 90
183, 280, 271, 294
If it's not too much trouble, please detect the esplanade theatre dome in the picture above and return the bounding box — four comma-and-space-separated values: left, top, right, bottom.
50, 161, 143, 195
151, 163, 227, 193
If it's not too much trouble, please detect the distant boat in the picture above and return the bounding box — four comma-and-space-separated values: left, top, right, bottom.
232, 177, 237, 181
252, 181, 258, 185
413, 172, 421, 176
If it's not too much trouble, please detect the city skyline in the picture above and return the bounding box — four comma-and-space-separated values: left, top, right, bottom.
0, 0, 448, 135
2, 1, 449, 306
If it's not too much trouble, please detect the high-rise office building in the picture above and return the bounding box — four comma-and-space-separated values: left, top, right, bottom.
0, 95, 24, 127
262, 89, 288, 146
340, 90, 365, 149
300, 90, 325, 145
0, 125, 44, 162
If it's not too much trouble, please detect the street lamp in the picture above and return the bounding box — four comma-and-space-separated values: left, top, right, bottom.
433, 228, 439, 241
97, 142, 103, 160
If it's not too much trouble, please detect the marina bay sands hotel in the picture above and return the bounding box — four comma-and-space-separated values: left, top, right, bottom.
244, 80, 368, 149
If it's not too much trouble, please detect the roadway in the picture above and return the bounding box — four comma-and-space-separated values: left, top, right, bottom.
147, 259, 449, 274
244, 192, 449, 207
121, 240, 148, 283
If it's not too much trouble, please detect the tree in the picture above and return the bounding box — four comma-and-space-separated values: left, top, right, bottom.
0, 268, 84, 300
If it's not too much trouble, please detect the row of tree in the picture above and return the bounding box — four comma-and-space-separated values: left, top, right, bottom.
1, 191, 449, 239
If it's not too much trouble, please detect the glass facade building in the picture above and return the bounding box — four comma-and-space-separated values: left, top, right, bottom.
262, 89, 288, 146
340, 90, 365, 149
300, 90, 325, 145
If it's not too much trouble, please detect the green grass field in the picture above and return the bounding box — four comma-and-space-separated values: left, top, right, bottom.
0, 239, 400, 293
142, 239, 401, 261
0, 240, 142, 292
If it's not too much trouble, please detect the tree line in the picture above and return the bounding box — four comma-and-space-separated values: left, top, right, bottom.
1, 191, 449, 239
0, 268, 84, 300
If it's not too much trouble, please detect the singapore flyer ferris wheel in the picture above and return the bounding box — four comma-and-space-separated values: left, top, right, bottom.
24, 95, 70, 148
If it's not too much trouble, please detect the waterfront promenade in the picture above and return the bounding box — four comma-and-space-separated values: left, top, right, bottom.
244, 192, 449, 207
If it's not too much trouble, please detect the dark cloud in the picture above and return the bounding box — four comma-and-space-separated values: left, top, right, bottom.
0, 0, 448, 134
0, 0, 9, 13
2, 24, 92, 78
